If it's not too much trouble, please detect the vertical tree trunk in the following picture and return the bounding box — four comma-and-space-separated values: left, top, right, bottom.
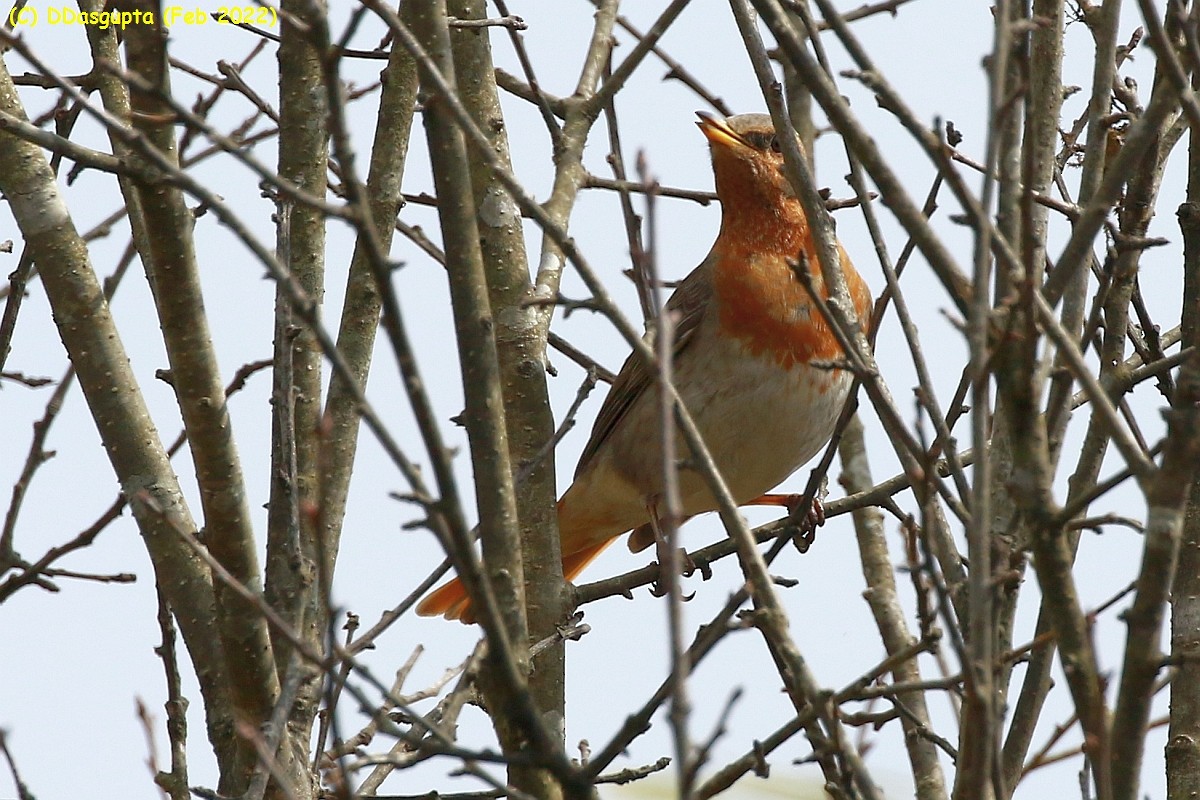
446, 5, 566, 793
264, 1, 330, 796
1167, 92, 1200, 800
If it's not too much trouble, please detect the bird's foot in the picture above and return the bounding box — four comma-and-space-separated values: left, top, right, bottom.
746, 492, 826, 553
790, 495, 825, 553
650, 547, 698, 597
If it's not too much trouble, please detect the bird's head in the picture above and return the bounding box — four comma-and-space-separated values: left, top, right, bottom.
696, 111, 801, 212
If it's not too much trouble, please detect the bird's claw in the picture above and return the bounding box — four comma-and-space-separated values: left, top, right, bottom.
650, 547, 698, 597
785, 494, 825, 529
784, 495, 825, 553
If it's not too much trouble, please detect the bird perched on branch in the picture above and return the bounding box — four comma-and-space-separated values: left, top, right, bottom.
418, 112, 872, 622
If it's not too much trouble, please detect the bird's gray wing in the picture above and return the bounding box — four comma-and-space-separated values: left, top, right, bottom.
574, 255, 716, 478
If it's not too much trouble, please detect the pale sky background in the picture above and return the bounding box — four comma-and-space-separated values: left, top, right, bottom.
0, 1, 1186, 798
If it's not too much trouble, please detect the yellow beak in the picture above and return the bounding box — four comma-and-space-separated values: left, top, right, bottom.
696, 111, 748, 150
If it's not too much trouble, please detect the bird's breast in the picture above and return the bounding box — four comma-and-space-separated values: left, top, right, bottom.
648, 322, 852, 512
711, 245, 850, 370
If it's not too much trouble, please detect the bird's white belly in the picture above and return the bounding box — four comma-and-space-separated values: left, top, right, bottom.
603, 329, 853, 517
671, 338, 850, 513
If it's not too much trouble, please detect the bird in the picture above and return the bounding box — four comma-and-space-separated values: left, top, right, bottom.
417, 112, 872, 622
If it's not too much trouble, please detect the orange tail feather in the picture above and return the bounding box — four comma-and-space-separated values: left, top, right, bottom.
560, 539, 615, 583
416, 538, 617, 623
415, 575, 473, 621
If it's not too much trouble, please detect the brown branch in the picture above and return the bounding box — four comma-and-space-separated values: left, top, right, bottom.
0, 355, 269, 604
448, 13, 525, 30
318, 0, 421, 723
133, 490, 527, 798
0, 730, 35, 800
0, 33, 235, 771
449, 0, 568, 770
492, 0, 562, 141
754, 0, 973, 316
1169, 39, 1200, 789
840, 415, 948, 799
398, 5, 591, 796
697, 633, 944, 799
1, 361, 76, 572
0, 108, 158, 181
1111, 14, 1200, 791
125, 13, 280, 777
596, 1, 731, 117
586, 0, 692, 117
411, 0, 529, 663
152, 584, 191, 800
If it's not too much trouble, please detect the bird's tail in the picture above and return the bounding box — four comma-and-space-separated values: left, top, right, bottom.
415, 531, 615, 623
415, 574, 474, 621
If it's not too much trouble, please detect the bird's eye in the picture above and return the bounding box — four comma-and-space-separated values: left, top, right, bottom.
743, 131, 774, 151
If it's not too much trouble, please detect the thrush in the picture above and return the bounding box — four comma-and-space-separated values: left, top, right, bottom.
418, 112, 872, 622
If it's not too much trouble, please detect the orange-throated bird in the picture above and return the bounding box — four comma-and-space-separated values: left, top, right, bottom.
418, 112, 872, 622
